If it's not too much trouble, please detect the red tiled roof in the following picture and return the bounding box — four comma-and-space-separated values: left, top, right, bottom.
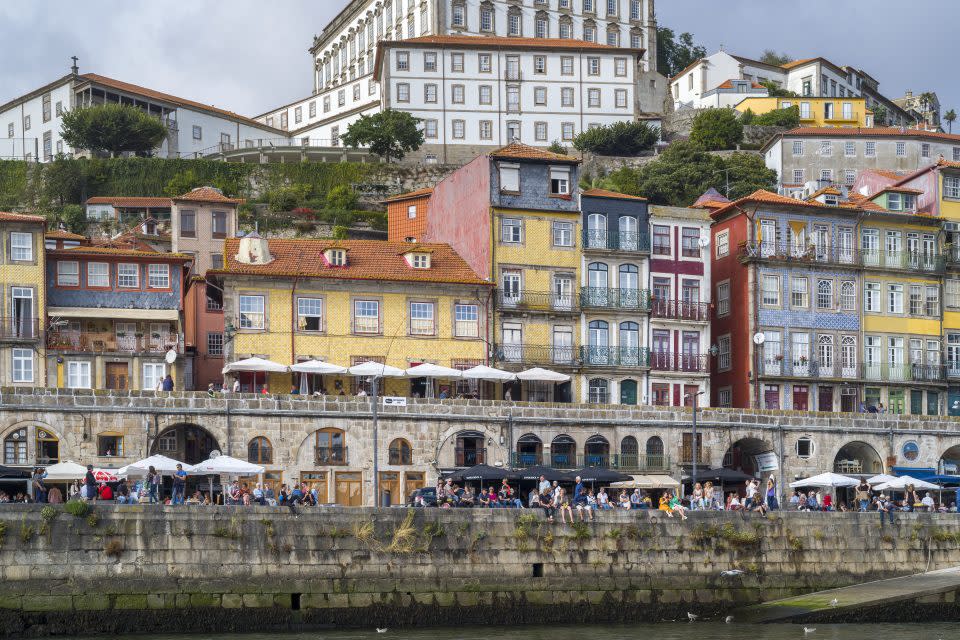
669, 57, 704, 80
173, 186, 245, 204
219, 238, 489, 286
78, 73, 279, 131
86, 196, 172, 208
714, 79, 765, 90
49, 246, 190, 260
385, 188, 433, 203
581, 188, 647, 201
862, 169, 905, 181
780, 58, 816, 69
45, 230, 86, 240
805, 186, 842, 200
490, 141, 580, 163
780, 127, 960, 142
938, 158, 960, 170
0, 211, 45, 223
709, 188, 888, 220
875, 186, 925, 195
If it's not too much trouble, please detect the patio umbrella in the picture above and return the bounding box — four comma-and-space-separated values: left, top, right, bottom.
566, 467, 632, 484
866, 473, 897, 485
0, 464, 29, 479
874, 475, 940, 491
460, 365, 516, 382
405, 363, 462, 398
514, 465, 568, 482
347, 361, 407, 378
610, 475, 681, 489
515, 367, 571, 382
789, 472, 859, 488
447, 464, 519, 483
290, 360, 346, 374
222, 356, 289, 393
40, 461, 89, 481
118, 454, 193, 476
192, 455, 265, 500
683, 467, 753, 483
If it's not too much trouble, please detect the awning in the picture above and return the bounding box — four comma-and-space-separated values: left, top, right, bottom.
48, 307, 179, 321
222, 357, 289, 374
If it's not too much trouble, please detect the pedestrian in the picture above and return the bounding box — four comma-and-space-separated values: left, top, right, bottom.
855, 480, 871, 512
172, 463, 187, 505
691, 482, 703, 510
84, 464, 97, 502
207, 383, 216, 397
878, 493, 895, 526
744, 478, 758, 510
232, 378, 241, 393
146, 465, 160, 504
31, 468, 47, 504
161, 374, 174, 392
765, 476, 779, 511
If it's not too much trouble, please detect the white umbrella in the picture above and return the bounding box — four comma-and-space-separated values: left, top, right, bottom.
789, 472, 859, 488
515, 367, 571, 382
405, 363, 463, 378
290, 360, 347, 374
191, 455, 264, 475
874, 475, 940, 491
348, 361, 406, 377
41, 461, 89, 481
867, 473, 897, 485
461, 365, 516, 381
118, 454, 193, 476
221, 357, 289, 374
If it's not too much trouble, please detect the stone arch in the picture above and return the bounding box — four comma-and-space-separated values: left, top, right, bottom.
151, 423, 221, 465
939, 444, 960, 474
1, 420, 64, 467
516, 433, 543, 466
435, 423, 503, 469
723, 437, 774, 476
584, 434, 610, 466
833, 440, 884, 475
620, 435, 638, 467
550, 434, 577, 468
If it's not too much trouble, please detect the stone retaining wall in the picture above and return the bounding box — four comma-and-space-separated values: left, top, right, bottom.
2, 506, 960, 636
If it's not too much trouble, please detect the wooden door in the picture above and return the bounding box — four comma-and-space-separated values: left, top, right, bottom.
379, 472, 400, 506
105, 362, 128, 390
335, 471, 362, 506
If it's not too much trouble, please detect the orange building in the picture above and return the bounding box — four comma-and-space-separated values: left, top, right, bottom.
385, 188, 432, 242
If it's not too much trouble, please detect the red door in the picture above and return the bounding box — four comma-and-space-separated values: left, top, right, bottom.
793, 385, 809, 411
818, 386, 834, 412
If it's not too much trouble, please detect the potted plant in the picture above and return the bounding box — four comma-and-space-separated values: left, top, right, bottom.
774, 354, 784, 362
798, 355, 809, 364
151, 332, 161, 339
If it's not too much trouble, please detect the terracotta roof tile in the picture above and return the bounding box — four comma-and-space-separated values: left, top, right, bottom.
691, 188, 731, 208
715, 79, 765, 90
937, 158, 960, 169
385, 188, 433, 203
862, 169, 905, 181
709, 188, 890, 219
490, 141, 580, 163
0, 211, 45, 223
44, 230, 86, 240
581, 188, 646, 201
875, 185, 925, 195
86, 196, 172, 208
173, 186, 245, 204
49, 246, 190, 260
780, 57, 816, 69
805, 186, 841, 200
219, 238, 490, 286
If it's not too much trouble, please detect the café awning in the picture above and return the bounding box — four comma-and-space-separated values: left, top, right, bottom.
222, 357, 289, 375
48, 307, 179, 321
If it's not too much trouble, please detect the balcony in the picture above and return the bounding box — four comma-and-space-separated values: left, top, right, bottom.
580, 287, 650, 311
46, 329, 182, 354
824, 110, 861, 124
498, 290, 578, 313
497, 344, 578, 367
0, 317, 41, 341
861, 362, 945, 383
503, 69, 522, 82
947, 246, 960, 268
650, 299, 710, 322
315, 446, 348, 466
582, 229, 651, 253
762, 359, 858, 379
764, 360, 946, 384
510, 452, 671, 472
650, 352, 708, 373
580, 346, 650, 368
739, 241, 857, 268
861, 249, 943, 273
455, 447, 486, 467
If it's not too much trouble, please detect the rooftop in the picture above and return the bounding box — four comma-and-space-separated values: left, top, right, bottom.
581, 188, 647, 201
489, 141, 580, 163
384, 188, 433, 203
48, 246, 190, 260
0, 211, 46, 224
86, 196, 173, 208
173, 186, 245, 205
44, 230, 86, 241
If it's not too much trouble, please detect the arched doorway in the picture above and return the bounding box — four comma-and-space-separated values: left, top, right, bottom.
550, 435, 576, 469
834, 441, 883, 475
151, 424, 220, 465
620, 436, 638, 469
939, 445, 960, 474
584, 435, 610, 467
516, 433, 543, 466
455, 430, 486, 467
646, 436, 665, 470
723, 437, 773, 476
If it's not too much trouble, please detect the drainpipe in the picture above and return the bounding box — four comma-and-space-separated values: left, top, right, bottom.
225, 395, 232, 457
290, 272, 301, 379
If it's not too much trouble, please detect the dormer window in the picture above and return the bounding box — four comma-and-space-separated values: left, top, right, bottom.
903, 194, 916, 211
406, 252, 431, 269
326, 249, 346, 266
823, 195, 839, 206
888, 192, 902, 211
549, 166, 570, 196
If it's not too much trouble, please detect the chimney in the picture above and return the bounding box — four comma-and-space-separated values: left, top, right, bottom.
235, 231, 273, 265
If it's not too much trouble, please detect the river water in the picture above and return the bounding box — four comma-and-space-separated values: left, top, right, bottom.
64, 623, 954, 640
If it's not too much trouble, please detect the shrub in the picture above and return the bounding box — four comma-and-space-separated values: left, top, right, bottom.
104, 538, 124, 559
751, 105, 800, 128
690, 108, 744, 150
573, 120, 659, 156
64, 499, 91, 518
19, 521, 35, 544
266, 184, 311, 212
569, 520, 592, 542
739, 108, 756, 125
325, 184, 358, 210
718, 522, 761, 547
387, 509, 418, 554
547, 140, 568, 155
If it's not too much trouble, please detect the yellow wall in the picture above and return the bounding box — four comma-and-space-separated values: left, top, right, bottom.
863, 315, 940, 335
0, 221, 46, 386
735, 96, 870, 127
939, 174, 960, 222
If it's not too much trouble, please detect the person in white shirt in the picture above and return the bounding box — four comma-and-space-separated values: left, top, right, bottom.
745, 479, 758, 509
921, 492, 935, 512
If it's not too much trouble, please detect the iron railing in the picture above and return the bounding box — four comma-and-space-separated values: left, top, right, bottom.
0, 317, 41, 340
315, 446, 348, 465
739, 241, 857, 267
650, 352, 709, 373
46, 330, 182, 353
582, 229, 651, 252
650, 299, 710, 321
496, 344, 578, 366
510, 452, 671, 472
498, 290, 578, 313
761, 359, 858, 379
860, 249, 943, 272
580, 287, 650, 310
580, 346, 650, 367
860, 362, 946, 383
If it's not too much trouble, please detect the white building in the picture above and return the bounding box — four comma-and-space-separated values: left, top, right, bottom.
0, 61, 282, 162
256, 0, 662, 155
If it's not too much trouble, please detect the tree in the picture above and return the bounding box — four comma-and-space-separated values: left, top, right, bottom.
573, 121, 659, 156
60, 103, 168, 157
871, 104, 888, 126
547, 140, 568, 155
690, 108, 743, 150
656, 26, 706, 77
341, 109, 423, 163
759, 80, 799, 99
760, 50, 792, 67
750, 105, 800, 128
945, 109, 956, 134
57, 204, 88, 235
722, 152, 779, 200
325, 184, 357, 210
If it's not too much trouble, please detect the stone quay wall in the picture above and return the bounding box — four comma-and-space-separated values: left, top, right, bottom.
4, 389, 960, 506
2, 507, 960, 637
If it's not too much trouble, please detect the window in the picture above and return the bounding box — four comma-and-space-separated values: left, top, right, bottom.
587, 88, 601, 108
793, 141, 804, 157
845, 141, 855, 157
424, 52, 437, 72
844, 169, 856, 185
298, 297, 323, 331
353, 84, 361, 101
323, 97, 330, 113
248, 436, 273, 465
451, 53, 464, 72
615, 89, 628, 108
207, 332, 223, 356
113, 263, 138, 288
508, 12, 521, 35
819, 140, 832, 156
715, 230, 729, 257
479, 54, 492, 72
454, 303, 479, 337
762, 274, 780, 306
588, 378, 609, 404
12, 348, 32, 383
896, 141, 906, 157
792, 169, 805, 184
294, 106, 302, 124
681, 227, 700, 257
791, 276, 809, 308
57, 261, 79, 287
535, 121, 548, 141
389, 438, 412, 465
406, 204, 417, 220
947, 279, 960, 309
9, 231, 32, 261
141, 362, 164, 391
423, 119, 437, 138
606, 0, 618, 15
147, 264, 169, 289
396, 82, 410, 102
501, 218, 522, 243
451, 4, 465, 27
549, 166, 570, 195
796, 437, 814, 458
479, 85, 492, 105
840, 281, 855, 311
926, 285, 940, 316
309, 101, 316, 118
584, 0, 595, 10
192, 125, 202, 140
716, 281, 730, 316
921, 143, 930, 158
354, 300, 380, 333
409, 301, 435, 335
652, 225, 671, 255
534, 55, 547, 74
67, 361, 91, 389
239, 294, 265, 329
954, 147, 960, 162
615, 58, 627, 77
86, 262, 109, 288
888, 283, 904, 313
534, 86, 547, 106
816, 279, 833, 310
479, 120, 493, 140
864, 282, 880, 312
499, 163, 520, 192
561, 87, 574, 107
717, 335, 731, 371
553, 221, 573, 247
587, 57, 600, 75
424, 84, 437, 102
396, 51, 409, 71
945, 176, 960, 199
480, 7, 493, 31
452, 119, 465, 139
865, 141, 876, 157
561, 57, 574, 75
179, 209, 196, 237
23, 115, 30, 131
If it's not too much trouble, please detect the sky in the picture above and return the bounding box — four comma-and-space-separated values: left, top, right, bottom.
0, 0, 956, 120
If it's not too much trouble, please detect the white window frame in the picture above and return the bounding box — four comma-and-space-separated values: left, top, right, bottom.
57, 260, 79, 287
117, 263, 139, 288
715, 230, 729, 257
142, 363, 166, 391
67, 361, 91, 389
147, 264, 170, 289
239, 294, 265, 330
10, 232, 32, 261
12, 348, 33, 383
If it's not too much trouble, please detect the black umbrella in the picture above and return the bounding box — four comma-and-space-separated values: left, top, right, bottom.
0, 465, 29, 479
447, 464, 519, 483
514, 465, 568, 482
566, 467, 632, 484
683, 468, 752, 483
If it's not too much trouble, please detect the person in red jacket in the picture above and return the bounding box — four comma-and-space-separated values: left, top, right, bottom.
98, 483, 114, 501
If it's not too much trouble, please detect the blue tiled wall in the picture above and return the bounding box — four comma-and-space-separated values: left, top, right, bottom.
46, 261, 182, 310
490, 161, 580, 212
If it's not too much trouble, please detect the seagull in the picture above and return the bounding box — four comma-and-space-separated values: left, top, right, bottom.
725, 615, 734, 624
830, 598, 839, 607
376, 629, 388, 634
721, 569, 746, 577
803, 628, 816, 635
687, 612, 699, 622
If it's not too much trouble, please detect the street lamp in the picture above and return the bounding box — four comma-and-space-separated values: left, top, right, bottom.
684, 390, 706, 490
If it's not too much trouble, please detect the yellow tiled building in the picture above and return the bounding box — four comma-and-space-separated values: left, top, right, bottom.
0, 212, 46, 387
735, 96, 873, 127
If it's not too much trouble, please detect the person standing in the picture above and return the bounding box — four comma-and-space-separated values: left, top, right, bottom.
161, 374, 174, 392
84, 465, 97, 502
765, 476, 779, 511
146, 465, 160, 504
172, 463, 187, 505
31, 468, 47, 504
855, 480, 871, 512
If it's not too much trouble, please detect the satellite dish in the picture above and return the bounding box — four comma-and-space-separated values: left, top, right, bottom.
697, 236, 710, 248
165, 349, 177, 364
753, 332, 766, 345
209, 450, 221, 459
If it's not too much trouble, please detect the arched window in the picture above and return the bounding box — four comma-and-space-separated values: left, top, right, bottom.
588, 378, 609, 404
584, 435, 610, 466
588, 262, 609, 288
618, 263, 639, 291
35, 428, 58, 465
388, 438, 412, 465
840, 280, 855, 311
646, 436, 664, 457
621, 436, 639, 467
619, 216, 639, 250
550, 434, 576, 468
516, 433, 543, 466
817, 279, 833, 310
248, 436, 273, 464
586, 214, 607, 248
4, 428, 27, 465
315, 428, 346, 465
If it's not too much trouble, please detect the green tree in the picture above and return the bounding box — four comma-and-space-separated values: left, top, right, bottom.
722, 152, 779, 200
547, 140, 568, 155
573, 121, 659, 156
42, 156, 86, 206
57, 204, 88, 235
690, 108, 743, 150
656, 27, 706, 77
266, 184, 311, 212
872, 104, 888, 126
751, 105, 800, 128
341, 109, 424, 163
60, 104, 168, 157
945, 109, 956, 134
760, 50, 792, 66
759, 80, 800, 99
163, 169, 200, 197
325, 184, 357, 210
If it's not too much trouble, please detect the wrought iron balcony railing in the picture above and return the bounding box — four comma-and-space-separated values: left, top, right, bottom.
510, 452, 671, 472
580, 346, 650, 367
496, 344, 578, 367
582, 229, 651, 253
861, 249, 943, 272
650, 299, 710, 321
455, 447, 486, 467
0, 317, 41, 340
580, 287, 650, 310
46, 330, 182, 354
650, 352, 709, 373
498, 290, 578, 313
739, 240, 857, 267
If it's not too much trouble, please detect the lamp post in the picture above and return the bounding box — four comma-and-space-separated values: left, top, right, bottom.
370, 375, 380, 506
685, 390, 706, 490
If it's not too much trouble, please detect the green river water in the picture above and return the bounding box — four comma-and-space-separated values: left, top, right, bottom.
65, 623, 956, 640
